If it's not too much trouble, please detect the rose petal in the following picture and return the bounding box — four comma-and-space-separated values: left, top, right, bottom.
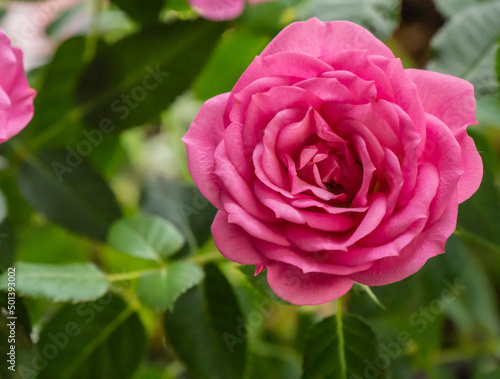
351, 134, 376, 207
260, 18, 394, 60
0, 35, 35, 142
454, 132, 483, 203
406, 69, 482, 203
295, 74, 376, 104
182, 93, 229, 209
361, 162, 440, 246
214, 142, 276, 222
405, 69, 476, 135
222, 193, 291, 246
424, 114, 463, 224
255, 240, 373, 275
350, 192, 458, 286
232, 51, 333, 98
188, 0, 244, 20
285, 194, 387, 252
266, 262, 354, 305
212, 211, 264, 264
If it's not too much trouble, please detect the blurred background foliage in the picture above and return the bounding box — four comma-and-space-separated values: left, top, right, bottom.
0, 0, 499, 378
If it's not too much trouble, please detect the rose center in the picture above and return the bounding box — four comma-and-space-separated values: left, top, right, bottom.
324, 180, 343, 195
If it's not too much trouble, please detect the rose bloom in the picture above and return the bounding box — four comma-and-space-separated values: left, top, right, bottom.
0, 30, 35, 142
188, 0, 273, 20
183, 18, 482, 305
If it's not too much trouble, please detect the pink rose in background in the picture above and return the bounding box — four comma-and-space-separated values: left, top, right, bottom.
183, 18, 482, 305
1, 0, 88, 70
0, 30, 35, 142
188, 0, 273, 20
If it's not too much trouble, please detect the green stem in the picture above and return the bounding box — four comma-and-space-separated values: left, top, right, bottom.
28, 108, 82, 151
107, 269, 159, 282
187, 251, 224, 265
356, 283, 386, 310
83, 0, 105, 63
106, 252, 223, 282
336, 297, 347, 379
454, 228, 500, 255
436, 339, 500, 364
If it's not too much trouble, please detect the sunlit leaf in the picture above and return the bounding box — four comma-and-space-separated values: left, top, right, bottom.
194, 28, 271, 100
295, 0, 400, 40
427, 1, 500, 97
141, 177, 217, 249
108, 213, 185, 261
136, 262, 203, 310
0, 262, 108, 302
434, 0, 493, 18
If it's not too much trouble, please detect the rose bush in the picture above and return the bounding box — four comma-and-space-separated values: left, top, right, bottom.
0, 30, 35, 142
183, 18, 483, 305
187, 0, 273, 20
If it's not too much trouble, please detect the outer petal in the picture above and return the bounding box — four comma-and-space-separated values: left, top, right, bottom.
255, 240, 373, 276
350, 193, 458, 286
188, 0, 244, 20
454, 133, 483, 203
212, 211, 265, 265
0, 34, 35, 142
182, 93, 229, 209
266, 262, 354, 305
260, 18, 394, 60
405, 69, 477, 134
406, 69, 483, 203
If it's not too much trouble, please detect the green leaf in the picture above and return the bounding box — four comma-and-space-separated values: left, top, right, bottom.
23, 37, 87, 149
302, 311, 382, 379
476, 93, 500, 128
445, 235, 500, 335
0, 221, 14, 271
0, 262, 108, 302
77, 19, 226, 130
17, 150, 122, 241
427, 1, 500, 97
457, 133, 500, 247
141, 177, 217, 249
295, 0, 400, 40
85, 131, 127, 178
238, 1, 288, 35
136, 262, 204, 310
108, 213, 185, 261
474, 367, 500, 379
111, 0, 165, 23
194, 28, 271, 100
165, 0, 192, 11
497, 35, 500, 89
16, 223, 92, 265
36, 295, 146, 379
238, 265, 291, 305
0, 189, 7, 224
133, 366, 177, 379
0, 296, 33, 379
246, 346, 302, 379
164, 264, 246, 378
434, 0, 493, 18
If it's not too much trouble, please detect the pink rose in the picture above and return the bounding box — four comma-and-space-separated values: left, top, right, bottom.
0, 30, 35, 142
188, 0, 273, 20
183, 18, 482, 305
